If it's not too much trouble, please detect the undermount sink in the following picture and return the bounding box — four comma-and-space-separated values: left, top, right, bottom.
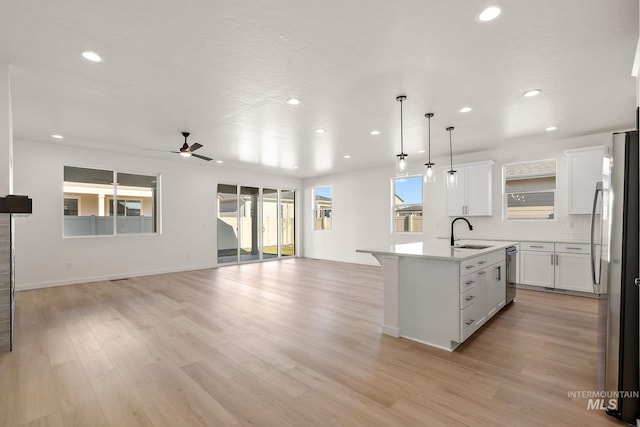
454, 244, 492, 250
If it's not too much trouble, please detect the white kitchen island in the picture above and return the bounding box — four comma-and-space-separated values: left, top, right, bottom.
357, 239, 517, 351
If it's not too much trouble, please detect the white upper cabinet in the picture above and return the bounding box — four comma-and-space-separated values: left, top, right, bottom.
565, 146, 604, 214
445, 161, 493, 217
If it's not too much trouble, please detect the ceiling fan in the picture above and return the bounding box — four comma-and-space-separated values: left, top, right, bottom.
144, 132, 213, 161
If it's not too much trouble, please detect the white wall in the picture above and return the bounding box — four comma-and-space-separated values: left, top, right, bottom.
302, 132, 615, 265
13, 139, 301, 289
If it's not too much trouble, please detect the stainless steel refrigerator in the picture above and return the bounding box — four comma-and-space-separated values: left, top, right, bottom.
591, 130, 639, 424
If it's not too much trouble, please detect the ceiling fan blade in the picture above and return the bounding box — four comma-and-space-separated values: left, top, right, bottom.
189, 142, 203, 152
192, 153, 213, 161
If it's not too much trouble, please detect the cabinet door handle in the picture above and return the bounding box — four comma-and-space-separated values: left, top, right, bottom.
497, 266, 501, 281
555, 254, 559, 265
530, 245, 544, 248
465, 295, 475, 301
465, 280, 475, 285
465, 264, 475, 269
478, 261, 486, 265
551, 254, 554, 265
478, 271, 487, 275
465, 319, 475, 326
566, 247, 582, 250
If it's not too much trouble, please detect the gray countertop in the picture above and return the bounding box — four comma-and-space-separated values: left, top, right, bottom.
356, 239, 517, 262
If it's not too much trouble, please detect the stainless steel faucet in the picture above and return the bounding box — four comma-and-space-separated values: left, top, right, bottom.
451, 217, 473, 246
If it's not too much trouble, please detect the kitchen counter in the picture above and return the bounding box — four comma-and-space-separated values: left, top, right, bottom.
357, 239, 517, 261
357, 239, 515, 351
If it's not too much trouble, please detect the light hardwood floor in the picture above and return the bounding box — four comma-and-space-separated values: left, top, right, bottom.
0, 258, 623, 426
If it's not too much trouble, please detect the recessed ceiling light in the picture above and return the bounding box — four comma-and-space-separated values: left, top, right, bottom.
286, 98, 300, 105
477, 6, 502, 22
315, 128, 326, 134
459, 107, 472, 113
344, 155, 351, 159
523, 89, 542, 97
418, 149, 426, 154
292, 165, 299, 169
216, 160, 223, 163
370, 130, 381, 135
81, 51, 103, 63
51, 134, 64, 139
546, 126, 558, 131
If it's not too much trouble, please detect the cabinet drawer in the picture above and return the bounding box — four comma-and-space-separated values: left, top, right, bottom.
460, 258, 478, 275
520, 241, 554, 251
474, 255, 488, 268
486, 249, 505, 267
460, 301, 483, 342
460, 272, 478, 292
460, 255, 487, 275
460, 288, 479, 309
555, 243, 589, 253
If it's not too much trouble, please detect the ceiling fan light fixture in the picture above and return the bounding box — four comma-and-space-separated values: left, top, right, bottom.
180, 151, 191, 157
395, 95, 408, 177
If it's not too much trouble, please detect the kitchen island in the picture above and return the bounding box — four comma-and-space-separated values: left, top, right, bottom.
357, 239, 517, 351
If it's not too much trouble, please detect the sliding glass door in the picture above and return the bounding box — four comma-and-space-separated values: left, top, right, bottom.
281, 189, 295, 257
217, 184, 295, 264
262, 188, 279, 259
217, 184, 239, 264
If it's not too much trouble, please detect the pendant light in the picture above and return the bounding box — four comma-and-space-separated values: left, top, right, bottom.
423, 113, 435, 183
395, 95, 408, 177
446, 126, 457, 188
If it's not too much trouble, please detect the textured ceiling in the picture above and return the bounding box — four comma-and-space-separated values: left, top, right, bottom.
0, 0, 637, 178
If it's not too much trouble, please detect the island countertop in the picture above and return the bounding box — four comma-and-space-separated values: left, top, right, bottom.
356, 239, 518, 261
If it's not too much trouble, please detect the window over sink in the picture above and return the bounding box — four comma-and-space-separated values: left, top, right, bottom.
503, 159, 556, 220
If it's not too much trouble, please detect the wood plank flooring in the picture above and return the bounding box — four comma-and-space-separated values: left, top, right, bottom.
0, 258, 623, 426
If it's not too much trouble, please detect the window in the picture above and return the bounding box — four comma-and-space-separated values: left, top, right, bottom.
63, 166, 158, 236
63, 198, 79, 216
504, 159, 556, 220
313, 186, 332, 230
393, 175, 423, 232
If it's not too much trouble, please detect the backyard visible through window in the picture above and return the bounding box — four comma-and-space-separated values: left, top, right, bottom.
217, 185, 296, 264
314, 186, 332, 230
63, 166, 158, 236
504, 160, 556, 220
393, 175, 423, 232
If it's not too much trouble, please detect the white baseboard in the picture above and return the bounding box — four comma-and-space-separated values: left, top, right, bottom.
16, 263, 218, 291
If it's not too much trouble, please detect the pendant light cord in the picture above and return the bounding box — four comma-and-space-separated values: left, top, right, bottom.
428, 115, 431, 163
447, 126, 455, 171
400, 98, 404, 155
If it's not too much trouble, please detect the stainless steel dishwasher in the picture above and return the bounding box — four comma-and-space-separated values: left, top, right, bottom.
505, 246, 518, 304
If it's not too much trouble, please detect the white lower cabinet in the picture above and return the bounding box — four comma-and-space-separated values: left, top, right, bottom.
458, 251, 505, 343
519, 241, 592, 293
555, 252, 592, 292
520, 250, 555, 288
487, 261, 506, 317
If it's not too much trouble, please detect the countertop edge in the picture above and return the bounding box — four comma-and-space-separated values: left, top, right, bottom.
356, 240, 518, 261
